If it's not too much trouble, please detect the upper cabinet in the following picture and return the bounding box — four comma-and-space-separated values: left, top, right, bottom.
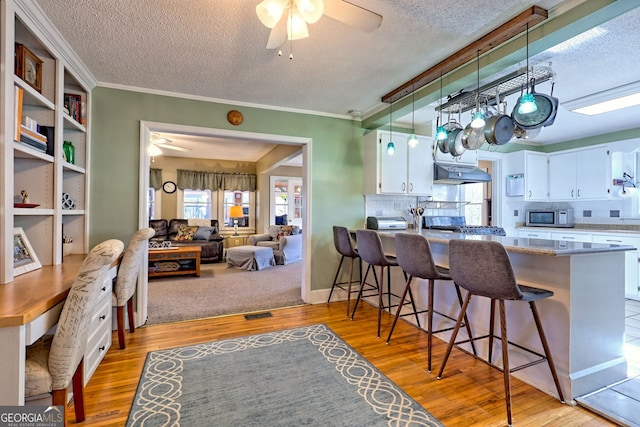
1, 0, 95, 284
504, 150, 548, 201
549, 146, 611, 200
363, 130, 433, 196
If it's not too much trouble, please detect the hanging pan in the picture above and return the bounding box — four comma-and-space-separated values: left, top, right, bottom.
484, 92, 514, 145
512, 78, 559, 130
447, 108, 466, 157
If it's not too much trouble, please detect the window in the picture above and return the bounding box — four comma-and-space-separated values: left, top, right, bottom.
148, 188, 160, 219
223, 190, 250, 228
177, 189, 254, 232
183, 189, 211, 219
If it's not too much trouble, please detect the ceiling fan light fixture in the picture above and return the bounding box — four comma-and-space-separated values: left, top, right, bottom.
294, 0, 323, 24
287, 8, 310, 40
148, 143, 163, 157
256, 0, 287, 28
517, 92, 538, 114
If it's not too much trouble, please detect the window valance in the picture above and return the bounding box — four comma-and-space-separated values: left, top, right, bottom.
177, 169, 257, 191
149, 168, 163, 190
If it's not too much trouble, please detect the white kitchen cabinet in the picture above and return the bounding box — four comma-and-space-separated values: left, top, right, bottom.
503, 151, 548, 200
524, 152, 548, 200
591, 233, 639, 300
363, 131, 433, 195
549, 146, 611, 200
550, 231, 592, 243
517, 230, 551, 239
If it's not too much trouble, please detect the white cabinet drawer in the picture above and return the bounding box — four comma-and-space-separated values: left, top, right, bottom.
25, 301, 64, 345
84, 327, 111, 384
550, 231, 592, 243
591, 234, 639, 247
88, 297, 111, 344
517, 230, 551, 239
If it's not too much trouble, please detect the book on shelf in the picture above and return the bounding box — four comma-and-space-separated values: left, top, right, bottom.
39, 125, 55, 156
63, 91, 85, 125
14, 86, 23, 142
20, 134, 47, 152
20, 125, 47, 143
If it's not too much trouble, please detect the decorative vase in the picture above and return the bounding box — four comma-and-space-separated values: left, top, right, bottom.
63, 140, 75, 164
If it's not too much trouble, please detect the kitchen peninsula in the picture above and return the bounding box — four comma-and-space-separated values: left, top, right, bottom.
375, 229, 632, 401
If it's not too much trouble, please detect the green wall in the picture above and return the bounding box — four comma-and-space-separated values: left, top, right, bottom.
90, 87, 364, 291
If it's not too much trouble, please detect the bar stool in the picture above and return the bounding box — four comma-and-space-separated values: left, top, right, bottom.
351, 229, 418, 338
437, 239, 565, 427
327, 226, 375, 317
388, 233, 476, 373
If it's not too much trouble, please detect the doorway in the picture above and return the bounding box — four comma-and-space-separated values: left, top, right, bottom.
271, 176, 302, 227
137, 121, 312, 327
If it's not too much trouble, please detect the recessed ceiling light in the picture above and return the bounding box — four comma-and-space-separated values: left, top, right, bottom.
563, 80, 640, 115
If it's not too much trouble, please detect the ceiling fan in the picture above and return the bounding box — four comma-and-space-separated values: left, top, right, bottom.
256, 0, 382, 50
150, 134, 191, 152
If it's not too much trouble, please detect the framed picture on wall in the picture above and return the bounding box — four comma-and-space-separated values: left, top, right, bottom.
13, 227, 41, 276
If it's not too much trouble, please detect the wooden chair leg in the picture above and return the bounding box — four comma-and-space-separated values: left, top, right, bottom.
377, 266, 386, 338
127, 297, 135, 333
498, 300, 513, 427
51, 389, 68, 426
427, 278, 435, 372
437, 292, 473, 380
529, 301, 565, 403
327, 256, 345, 304
117, 305, 126, 349
351, 264, 373, 320
385, 275, 413, 345
488, 299, 496, 363
72, 358, 86, 421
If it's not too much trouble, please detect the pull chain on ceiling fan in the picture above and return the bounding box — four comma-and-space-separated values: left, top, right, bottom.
256, 0, 382, 51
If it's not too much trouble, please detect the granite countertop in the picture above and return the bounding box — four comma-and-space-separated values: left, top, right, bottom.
377, 229, 635, 257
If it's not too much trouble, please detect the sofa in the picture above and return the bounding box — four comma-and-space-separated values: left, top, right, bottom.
148, 219, 224, 263
248, 225, 302, 265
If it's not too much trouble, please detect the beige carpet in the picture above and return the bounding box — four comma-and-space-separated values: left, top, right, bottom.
146, 261, 305, 325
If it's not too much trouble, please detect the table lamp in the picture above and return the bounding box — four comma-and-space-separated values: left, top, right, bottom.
228, 205, 244, 236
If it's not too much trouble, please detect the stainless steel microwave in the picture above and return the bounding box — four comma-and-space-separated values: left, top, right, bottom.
525, 209, 574, 228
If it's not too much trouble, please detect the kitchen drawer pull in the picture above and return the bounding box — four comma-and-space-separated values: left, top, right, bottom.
562, 236, 575, 240
606, 239, 622, 243
101, 286, 107, 292
99, 346, 106, 352
99, 315, 106, 320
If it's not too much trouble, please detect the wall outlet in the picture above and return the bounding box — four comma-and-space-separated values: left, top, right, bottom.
610, 210, 620, 218
583, 210, 592, 217
514, 209, 519, 216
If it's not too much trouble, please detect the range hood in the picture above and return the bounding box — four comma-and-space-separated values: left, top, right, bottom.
434, 164, 491, 185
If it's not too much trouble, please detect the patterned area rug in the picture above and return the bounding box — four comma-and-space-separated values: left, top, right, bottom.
127, 324, 443, 426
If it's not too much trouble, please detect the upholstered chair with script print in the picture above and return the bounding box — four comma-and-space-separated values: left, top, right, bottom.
112, 228, 155, 349
25, 239, 124, 426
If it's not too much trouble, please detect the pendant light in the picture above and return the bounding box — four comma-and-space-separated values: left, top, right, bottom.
517, 23, 538, 115
407, 85, 419, 147
386, 102, 395, 154
435, 71, 448, 141
470, 49, 485, 128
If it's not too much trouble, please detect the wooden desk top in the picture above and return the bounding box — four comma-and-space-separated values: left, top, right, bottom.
0, 255, 85, 328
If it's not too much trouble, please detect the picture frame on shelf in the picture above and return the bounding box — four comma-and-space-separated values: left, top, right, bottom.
13, 227, 42, 276
14, 43, 43, 93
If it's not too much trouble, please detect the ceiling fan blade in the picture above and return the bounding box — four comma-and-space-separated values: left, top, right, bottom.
154, 142, 191, 152
323, 0, 382, 32
266, 14, 288, 49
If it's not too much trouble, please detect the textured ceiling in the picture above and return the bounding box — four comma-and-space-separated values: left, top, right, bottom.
34, 0, 640, 158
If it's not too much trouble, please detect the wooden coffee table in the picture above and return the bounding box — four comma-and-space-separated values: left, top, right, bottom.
148, 245, 201, 278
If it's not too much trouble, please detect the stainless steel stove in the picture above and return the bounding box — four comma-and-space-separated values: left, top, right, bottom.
423, 216, 506, 236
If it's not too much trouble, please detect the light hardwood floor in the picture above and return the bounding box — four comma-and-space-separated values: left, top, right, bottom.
75, 302, 614, 426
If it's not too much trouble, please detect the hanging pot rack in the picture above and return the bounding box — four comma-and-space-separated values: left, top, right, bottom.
437, 65, 554, 114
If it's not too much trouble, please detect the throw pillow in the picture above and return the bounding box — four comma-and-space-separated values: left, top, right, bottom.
193, 226, 214, 240
174, 225, 198, 241
277, 225, 293, 240
269, 225, 280, 241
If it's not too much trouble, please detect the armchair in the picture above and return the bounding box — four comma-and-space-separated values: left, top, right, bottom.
248, 225, 302, 265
